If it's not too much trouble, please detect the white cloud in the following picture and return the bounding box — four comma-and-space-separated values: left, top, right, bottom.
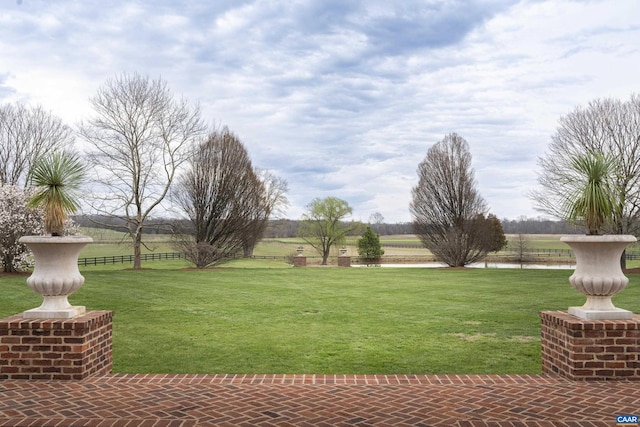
1, 0, 639, 222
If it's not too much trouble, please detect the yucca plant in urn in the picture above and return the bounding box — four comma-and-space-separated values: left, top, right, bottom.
19, 151, 92, 319
560, 151, 635, 320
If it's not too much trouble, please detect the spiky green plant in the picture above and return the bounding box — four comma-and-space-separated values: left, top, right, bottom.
562, 151, 616, 235
28, 151, 86, 236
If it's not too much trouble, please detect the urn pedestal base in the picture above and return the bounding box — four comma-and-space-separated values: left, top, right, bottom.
338, 255, 351, 267
23, 305, 86, 320
293, 255, 306, 267
568, 306, 633, 321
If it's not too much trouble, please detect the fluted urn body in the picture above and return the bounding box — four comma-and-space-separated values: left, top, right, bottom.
19, 235, 93, 319
561, 235, 635, 320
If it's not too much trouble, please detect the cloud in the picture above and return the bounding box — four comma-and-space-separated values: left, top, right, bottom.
360, 1, 514, 54
0, 74, 16, 99
1, 0, 639, 223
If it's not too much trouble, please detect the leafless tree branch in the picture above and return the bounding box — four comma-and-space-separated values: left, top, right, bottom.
173, 127, 284, 268
0, 103, 74, 187
410, 133, 498, 267
531, 94, 640, 236
79, 73, 206, 269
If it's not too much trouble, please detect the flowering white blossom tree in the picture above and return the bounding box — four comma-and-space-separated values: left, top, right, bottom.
0, 184, 44, 272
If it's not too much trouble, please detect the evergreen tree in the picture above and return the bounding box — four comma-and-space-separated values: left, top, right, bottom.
485, 214, 508, 253
357, 226, 384, 261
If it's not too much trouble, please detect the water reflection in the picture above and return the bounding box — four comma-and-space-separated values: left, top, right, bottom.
469, 262, 575, 270
353, 262, 575, 270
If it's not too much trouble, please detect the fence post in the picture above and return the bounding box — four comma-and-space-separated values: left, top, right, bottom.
338, 248, 351, 267
293, 246, 307, 267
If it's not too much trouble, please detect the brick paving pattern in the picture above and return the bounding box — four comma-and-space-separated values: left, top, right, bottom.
1, 374, 639, 426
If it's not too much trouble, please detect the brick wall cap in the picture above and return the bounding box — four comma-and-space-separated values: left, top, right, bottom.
540, 311, 640, 329
0, 311, 113, 330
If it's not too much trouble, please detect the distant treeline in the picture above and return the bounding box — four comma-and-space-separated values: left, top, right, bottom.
73, 215, 583, 237
500, 217, 583, 235
266, 218, 584, 237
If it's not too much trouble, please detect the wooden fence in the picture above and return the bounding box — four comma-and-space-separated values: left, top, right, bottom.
78, 252, 183, 266
77, 249, 640, 266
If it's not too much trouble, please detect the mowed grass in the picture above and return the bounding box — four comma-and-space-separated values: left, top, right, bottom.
3, 264, 640, 374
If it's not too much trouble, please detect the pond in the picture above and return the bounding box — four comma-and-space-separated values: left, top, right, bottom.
353, 262, 576, 270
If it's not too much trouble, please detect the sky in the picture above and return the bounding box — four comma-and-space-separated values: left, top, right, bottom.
1, 0, 639, 223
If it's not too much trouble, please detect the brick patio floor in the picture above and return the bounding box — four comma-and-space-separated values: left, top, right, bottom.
1, 374, 639, 426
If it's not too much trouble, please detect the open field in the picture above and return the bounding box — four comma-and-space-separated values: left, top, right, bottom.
77, 230, 540, 259
74, 231, 640, 268
3, 264, 640, 374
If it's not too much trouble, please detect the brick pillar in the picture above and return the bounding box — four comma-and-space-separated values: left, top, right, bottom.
293, 255, 306, 267
0, 310, 113, 380
540, 311, 640, 381
338, 256, 351, 267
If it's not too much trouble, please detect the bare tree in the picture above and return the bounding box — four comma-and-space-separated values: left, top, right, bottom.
80, 73, 206, 269
410, 133, 493, 267
510, 233, 532, 264
368, 211, 386, 235
242, 169, 289, 257
0, 103, 74, 187
369, 212, 384, 225
532, 94, 640, 236
173, 128, 266, 268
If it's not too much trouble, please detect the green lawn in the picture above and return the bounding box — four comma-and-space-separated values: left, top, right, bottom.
3, 263, 639, 374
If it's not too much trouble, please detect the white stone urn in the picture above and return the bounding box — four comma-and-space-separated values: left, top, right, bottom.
561, 235, 636, 320
19, 235, 93, 319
